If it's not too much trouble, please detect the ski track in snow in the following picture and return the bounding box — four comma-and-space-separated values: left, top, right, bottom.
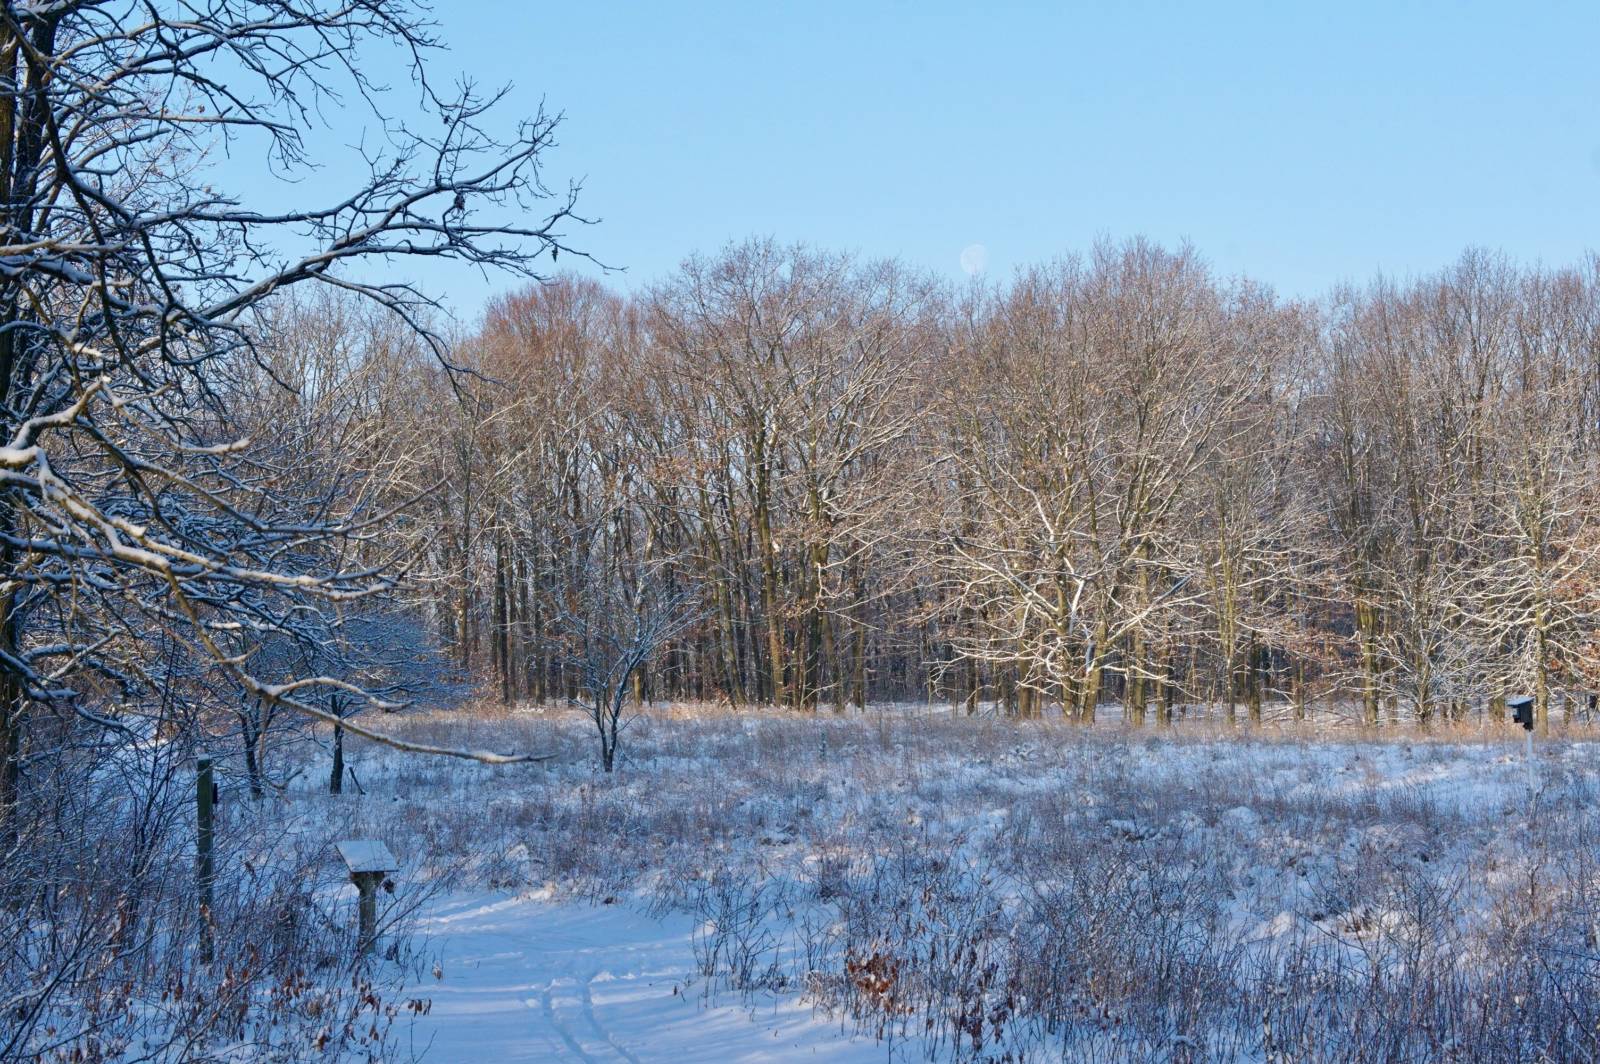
398, 892, 900, 1064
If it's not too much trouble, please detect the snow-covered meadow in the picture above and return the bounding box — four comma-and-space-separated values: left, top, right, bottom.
259, 705, 1600, 1063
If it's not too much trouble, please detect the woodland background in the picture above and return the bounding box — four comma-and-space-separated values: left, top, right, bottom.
341, 239, 1600, 734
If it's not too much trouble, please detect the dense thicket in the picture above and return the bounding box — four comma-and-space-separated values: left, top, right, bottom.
392, 238, 1600, 733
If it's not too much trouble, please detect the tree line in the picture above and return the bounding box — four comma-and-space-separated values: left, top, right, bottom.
348, 237, 1600, 733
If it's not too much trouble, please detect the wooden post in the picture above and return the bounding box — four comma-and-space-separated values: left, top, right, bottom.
353, 871, 382, 954
196, 754, 215, 963
336, 840, 398, 958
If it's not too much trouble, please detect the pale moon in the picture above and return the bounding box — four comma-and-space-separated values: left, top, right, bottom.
959, 243, 989, 276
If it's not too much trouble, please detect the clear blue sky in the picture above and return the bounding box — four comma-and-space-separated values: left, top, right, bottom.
251, 1, 1600, 314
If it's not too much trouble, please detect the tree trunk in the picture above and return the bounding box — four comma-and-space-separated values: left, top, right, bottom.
1292, 660, 1307, 722
1356, 598, 1380, 727
329, 721, 344, 795
0, 26, 38, 842
493, 534, 511, 704
747, 430, 788, 708
0, 664, 20, 842
1153, 642, 1171, 726
1126, 627, 1147, 728
240, 708, 265, 799
1080, 621, 1106, 725
1245, 635, 1264, 726
1534, 605, 1551, 737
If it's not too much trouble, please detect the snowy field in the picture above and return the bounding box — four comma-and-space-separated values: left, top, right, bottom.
264, 705, 1600, 1062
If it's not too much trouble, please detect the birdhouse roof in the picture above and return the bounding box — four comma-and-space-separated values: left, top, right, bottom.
335, 839, 398, 873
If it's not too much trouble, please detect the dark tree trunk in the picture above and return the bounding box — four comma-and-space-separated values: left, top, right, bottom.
240, 708, 264, 799
329, 721, 344, 795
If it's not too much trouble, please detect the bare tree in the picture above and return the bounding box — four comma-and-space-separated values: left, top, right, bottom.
0, 1, 582, 825
559, 557, 696, 773
0, 7, 580, 1052
926, 241, 1294, 723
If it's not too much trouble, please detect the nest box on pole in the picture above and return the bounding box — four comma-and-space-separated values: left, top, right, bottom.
336, 840, 398, 955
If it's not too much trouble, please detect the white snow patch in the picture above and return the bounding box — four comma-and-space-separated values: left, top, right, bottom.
400, 892, 912, 1062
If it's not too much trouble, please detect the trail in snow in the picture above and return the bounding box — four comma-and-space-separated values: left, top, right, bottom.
397, 893, 899, 1064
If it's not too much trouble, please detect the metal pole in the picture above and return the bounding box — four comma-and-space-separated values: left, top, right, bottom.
1526, 728, 1536, 800
196, 754, 215, 963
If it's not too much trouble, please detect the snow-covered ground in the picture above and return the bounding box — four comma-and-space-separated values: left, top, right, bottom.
398, 892, 912, 1063
276, 704, 1600, 1061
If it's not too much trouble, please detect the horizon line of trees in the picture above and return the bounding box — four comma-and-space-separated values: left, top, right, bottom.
352, 237, 1600, 733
